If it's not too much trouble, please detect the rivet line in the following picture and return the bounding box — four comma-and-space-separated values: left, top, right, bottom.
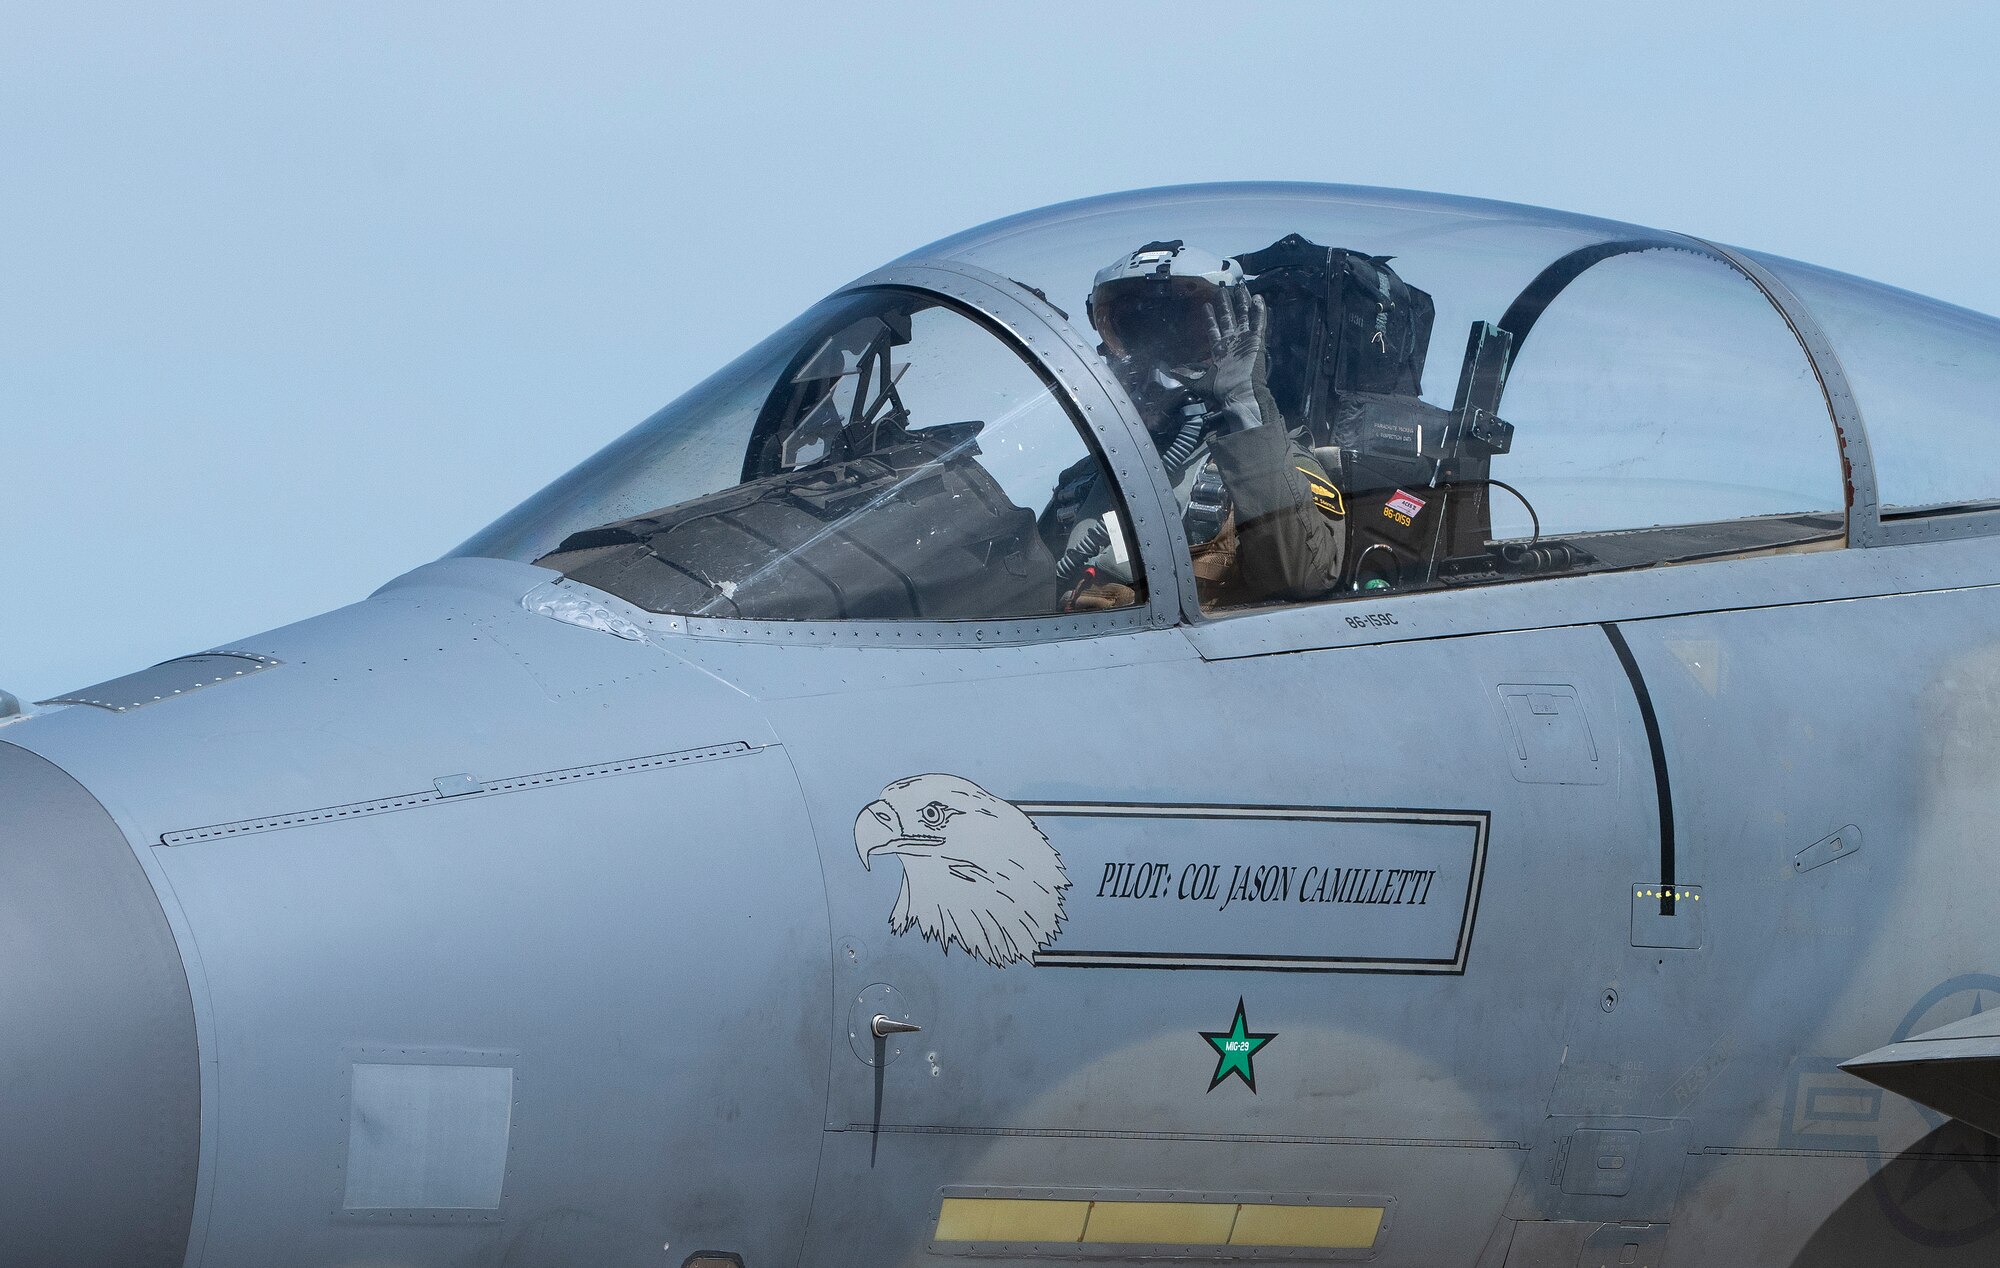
157, 741, 757, 846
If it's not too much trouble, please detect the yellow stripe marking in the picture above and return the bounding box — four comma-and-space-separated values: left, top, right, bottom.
934, 1197, 1384, 1249
1083, 1201, 1237, 1243
935, 1197, 1087, 1241
1231, 1202, 1384, 1248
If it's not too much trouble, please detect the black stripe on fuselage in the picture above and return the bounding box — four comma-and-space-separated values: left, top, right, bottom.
1601, 622, 1676, 916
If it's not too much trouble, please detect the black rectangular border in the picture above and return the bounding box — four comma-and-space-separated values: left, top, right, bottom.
1017, 803, 1490, 974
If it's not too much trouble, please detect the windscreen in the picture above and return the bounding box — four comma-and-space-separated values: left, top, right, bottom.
458, 289, 1142, 621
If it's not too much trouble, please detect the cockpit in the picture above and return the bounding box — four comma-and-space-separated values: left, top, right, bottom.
456, 184, 2000, 634
524, 292, 1110, 622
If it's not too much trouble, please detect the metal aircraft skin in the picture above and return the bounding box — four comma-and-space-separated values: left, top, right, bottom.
8, 183, 2000, 1268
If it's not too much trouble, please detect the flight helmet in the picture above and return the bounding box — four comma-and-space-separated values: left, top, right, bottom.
1087, 239, 1246, 368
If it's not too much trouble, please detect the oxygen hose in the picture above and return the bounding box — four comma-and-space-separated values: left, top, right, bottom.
1160, 413, 1207, 469
1055, 522, 1112, 583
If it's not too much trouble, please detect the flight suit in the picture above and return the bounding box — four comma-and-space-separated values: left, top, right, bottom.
1202, 418, 1345, 606
1055, 404, 1346, 612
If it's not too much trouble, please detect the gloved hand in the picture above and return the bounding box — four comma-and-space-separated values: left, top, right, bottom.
1068, 581, 1138, 611
1168, 286, 1271, 428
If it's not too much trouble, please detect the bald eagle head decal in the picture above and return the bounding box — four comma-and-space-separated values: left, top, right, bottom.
855, 774, 1068, 967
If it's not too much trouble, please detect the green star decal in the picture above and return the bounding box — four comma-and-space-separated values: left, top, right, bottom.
1201, 997, 1276, 1093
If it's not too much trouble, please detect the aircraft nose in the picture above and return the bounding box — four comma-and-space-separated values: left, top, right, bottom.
0, 742, 198, 1267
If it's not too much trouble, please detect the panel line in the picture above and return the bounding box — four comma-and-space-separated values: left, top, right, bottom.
1602, 622, 1676, 914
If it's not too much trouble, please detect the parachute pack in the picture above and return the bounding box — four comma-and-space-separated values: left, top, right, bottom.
1235, 233, 1437, 446
1238, 234, 1525, 592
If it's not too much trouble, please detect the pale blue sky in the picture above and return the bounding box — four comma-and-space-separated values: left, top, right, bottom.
5, 2, 1998, 702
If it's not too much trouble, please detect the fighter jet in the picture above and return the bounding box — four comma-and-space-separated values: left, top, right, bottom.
9, 182, 2000, 1268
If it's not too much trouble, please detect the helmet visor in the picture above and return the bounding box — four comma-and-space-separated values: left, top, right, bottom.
1091, 277, 1221, 366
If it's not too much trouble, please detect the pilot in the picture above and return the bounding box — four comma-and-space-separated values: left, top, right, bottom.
1049, 240, 1345, 610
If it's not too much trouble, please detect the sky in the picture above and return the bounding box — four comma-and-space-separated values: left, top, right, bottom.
5, 1, 1999, 704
